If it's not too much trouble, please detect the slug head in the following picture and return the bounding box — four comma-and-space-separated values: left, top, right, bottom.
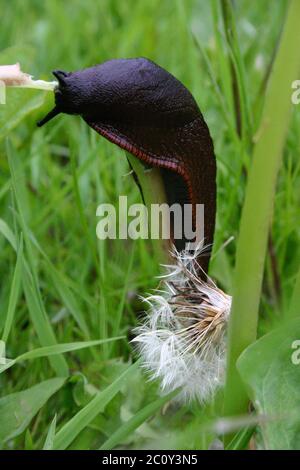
37, 68, 91, 126
37, 58, 199, 127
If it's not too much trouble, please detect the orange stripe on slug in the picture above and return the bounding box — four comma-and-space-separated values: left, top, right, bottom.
88, 121, 197, 213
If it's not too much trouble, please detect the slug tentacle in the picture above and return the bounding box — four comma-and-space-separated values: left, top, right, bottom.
37, 106, 61, 127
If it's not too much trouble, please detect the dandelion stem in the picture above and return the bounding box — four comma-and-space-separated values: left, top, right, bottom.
126, 152, 171, 266
9, 80, 57, 91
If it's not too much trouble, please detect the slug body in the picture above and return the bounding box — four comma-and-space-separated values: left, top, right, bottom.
38, 58, 216, 272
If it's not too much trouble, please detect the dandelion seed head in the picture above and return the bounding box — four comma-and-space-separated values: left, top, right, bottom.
133, 243, 232, 404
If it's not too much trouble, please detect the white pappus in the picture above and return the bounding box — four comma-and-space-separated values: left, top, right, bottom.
132, 245, 232, 404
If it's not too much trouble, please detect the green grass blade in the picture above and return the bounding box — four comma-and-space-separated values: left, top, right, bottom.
0, 337, 124, 375
0, 218, 17, 251
111, 244, 135, 339
17, 337, 124, 362
0, 378, 65, 445
21, 263, 68, 376
43, 415, 57, 450
210, 0, 235, 126
0, 359, 16, 374
0, 93, 45, 142
225, 426, 254, 450
20, 227, 91, 339
7, 141, 69, 377
46, 264, 90, 338
100, 389, 179, 450
53, 361, 139, 450
220, 0, 253, 142
2, 234, 23, 342
288, 263, 300, 318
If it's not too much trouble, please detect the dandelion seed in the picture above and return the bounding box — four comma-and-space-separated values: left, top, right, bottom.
132, 244, 232, 404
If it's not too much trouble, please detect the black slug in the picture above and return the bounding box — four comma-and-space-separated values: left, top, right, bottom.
38, 58, 216, 273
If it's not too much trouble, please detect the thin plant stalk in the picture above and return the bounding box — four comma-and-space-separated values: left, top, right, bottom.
0, 63, 56, 104
288, 263, 300, 318
126, 152, 172, 266
223, 0, 300, 429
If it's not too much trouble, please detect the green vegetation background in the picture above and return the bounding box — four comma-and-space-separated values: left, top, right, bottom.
0, 0, 299, 450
